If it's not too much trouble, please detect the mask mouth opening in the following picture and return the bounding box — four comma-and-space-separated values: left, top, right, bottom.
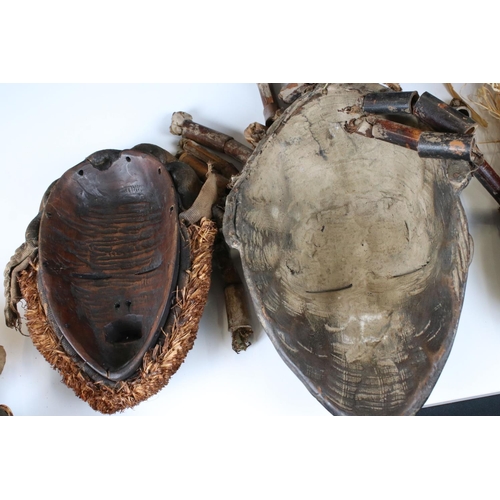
104, 314, 143, 344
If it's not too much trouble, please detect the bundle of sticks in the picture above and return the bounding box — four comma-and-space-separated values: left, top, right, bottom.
348, 89, 500, 205
169, 111, 254, 354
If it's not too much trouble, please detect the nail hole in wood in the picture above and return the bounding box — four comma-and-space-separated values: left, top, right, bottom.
78, 169, 84, 176
126, 156, 131, 162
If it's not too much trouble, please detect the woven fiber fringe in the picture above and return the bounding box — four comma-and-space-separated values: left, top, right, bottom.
18, 218, 217, 414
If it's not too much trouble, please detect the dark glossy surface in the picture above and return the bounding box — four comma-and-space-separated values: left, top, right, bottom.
38, 150, 180, 380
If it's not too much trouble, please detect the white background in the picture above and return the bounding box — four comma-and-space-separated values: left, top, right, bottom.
1, 83, 500, 416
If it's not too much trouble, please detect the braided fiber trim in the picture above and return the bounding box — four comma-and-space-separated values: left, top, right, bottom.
18, 218, 217, 414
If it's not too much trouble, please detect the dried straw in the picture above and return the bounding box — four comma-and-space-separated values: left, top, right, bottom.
18, 218, 217, 414
475, 84, 500, 121
445, 83, 500, 127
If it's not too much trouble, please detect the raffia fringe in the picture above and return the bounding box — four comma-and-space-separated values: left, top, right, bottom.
18, 218, 217, 414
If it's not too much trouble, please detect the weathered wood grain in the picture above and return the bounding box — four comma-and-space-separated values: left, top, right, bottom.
224, 83, 472, 416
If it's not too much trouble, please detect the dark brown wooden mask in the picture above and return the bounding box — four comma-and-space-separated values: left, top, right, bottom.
37, 149, 180, 381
